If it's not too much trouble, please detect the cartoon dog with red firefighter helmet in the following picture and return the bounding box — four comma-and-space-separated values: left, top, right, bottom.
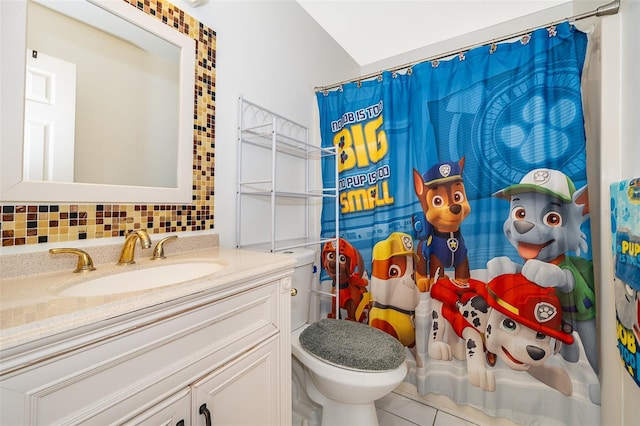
369, 232, 423, 366
413, 158, 471, 288
452, 273, 575, 395
321, 238, 368, 322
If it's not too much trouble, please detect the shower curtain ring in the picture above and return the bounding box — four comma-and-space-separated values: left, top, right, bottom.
489, 43, 497, 54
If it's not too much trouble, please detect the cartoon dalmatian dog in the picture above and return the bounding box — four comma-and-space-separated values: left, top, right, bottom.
456, 273, 575, 395
428, 275, 487, 365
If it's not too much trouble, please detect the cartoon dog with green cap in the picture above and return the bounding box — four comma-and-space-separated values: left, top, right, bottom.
488, 168, 597, 380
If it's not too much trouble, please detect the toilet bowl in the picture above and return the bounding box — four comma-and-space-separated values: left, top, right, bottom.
283, 248, 408, 426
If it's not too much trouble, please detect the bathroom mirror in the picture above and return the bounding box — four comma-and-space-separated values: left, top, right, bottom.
0, 0, 195, 203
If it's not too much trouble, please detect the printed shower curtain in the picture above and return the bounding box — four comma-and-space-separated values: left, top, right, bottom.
317, 22, 598, 425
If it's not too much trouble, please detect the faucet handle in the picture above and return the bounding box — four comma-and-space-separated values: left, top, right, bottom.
49, 248, 97, 273
151, 235, 178, 260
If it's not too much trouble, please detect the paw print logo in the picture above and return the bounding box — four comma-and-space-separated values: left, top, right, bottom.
401, 235, 413, 250
338, 135, 349, 164
439, 164, 451, 178
498, 94, 579, 164
534, 302, 558, 323
340, 151, 348, 164
471, 68, 585, 192
532, 170, 550, 185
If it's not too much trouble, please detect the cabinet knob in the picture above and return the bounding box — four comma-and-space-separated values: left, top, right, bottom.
291, 288, 298, 296
199, 403, 212, 426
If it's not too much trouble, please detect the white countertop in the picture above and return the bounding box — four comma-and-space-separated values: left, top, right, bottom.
0, 245, 295, 351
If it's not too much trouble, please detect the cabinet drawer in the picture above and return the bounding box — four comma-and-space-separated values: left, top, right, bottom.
1, 281, 281, 425
121, 388, 191, 426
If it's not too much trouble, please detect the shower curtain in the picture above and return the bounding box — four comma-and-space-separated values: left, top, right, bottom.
317, 22, 598, 425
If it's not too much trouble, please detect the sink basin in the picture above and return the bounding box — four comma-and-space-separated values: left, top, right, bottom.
58, 262, 225, 297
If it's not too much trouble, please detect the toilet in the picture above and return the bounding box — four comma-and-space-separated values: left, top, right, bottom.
284, 248, 408, 426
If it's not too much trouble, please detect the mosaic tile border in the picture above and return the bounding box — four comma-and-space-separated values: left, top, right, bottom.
0, 0, 216, 247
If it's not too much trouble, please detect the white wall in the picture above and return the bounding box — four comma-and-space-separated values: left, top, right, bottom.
173, 0, 359, 248
620, 0, 640, 179
600, 1, 640, 425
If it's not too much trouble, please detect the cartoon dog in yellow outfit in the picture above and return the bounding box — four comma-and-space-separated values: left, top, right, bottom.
369, 232, 422, 366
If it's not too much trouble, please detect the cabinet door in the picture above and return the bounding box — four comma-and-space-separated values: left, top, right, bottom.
121, 388, 190, 426
192, 338, 279, 426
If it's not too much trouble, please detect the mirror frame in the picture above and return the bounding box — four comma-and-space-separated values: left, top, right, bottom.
0, 0, 196, 204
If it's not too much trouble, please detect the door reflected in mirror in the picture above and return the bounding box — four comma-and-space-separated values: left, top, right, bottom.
25, 0, 180, 188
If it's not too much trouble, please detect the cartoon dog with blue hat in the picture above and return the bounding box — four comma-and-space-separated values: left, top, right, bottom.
413, 157, 471, 287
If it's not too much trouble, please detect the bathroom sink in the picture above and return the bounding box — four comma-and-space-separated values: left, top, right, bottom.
58, 262, 225, 297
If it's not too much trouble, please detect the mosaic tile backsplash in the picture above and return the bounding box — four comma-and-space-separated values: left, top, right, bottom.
1, 0, 216, 248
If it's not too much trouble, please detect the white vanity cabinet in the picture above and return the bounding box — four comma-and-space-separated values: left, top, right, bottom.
122, 388, 191, 425
191, 338, 279, 426
0, 270, 293, 426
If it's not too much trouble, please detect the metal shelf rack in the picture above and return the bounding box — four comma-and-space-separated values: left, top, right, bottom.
236, 95, 339, 254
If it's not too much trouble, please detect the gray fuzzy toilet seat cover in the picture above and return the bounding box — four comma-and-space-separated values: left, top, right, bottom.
299, 319, 406, 371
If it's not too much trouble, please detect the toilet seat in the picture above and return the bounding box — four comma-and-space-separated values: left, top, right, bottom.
292, 322, 408, 425
298, 319, 406, 372
291, 324, 407, 395
284, 246, 408, 426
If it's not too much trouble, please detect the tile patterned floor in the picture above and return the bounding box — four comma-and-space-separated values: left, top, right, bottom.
375, 392, 479, 426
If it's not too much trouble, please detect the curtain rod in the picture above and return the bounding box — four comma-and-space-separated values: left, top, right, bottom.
314, 0, 619, 93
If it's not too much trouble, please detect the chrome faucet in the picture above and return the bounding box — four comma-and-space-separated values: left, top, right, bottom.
117, 229, 152, 265
49, 248, 97, 273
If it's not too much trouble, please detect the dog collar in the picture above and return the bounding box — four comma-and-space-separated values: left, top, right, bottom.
432, 229, 461, 239
373, 302, 415, 316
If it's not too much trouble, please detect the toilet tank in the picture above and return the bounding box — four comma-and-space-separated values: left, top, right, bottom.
279, 248, 316, 331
